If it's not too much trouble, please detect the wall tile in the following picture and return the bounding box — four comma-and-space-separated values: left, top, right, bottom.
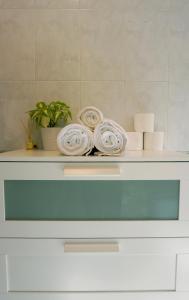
79, 0, 170, 12
81, 81, 126, 128
0, 82, 36, 150
169, 16, 189, 35
79, 0, 133, 10
0, 82, 36, 102
168, 81, 189, 151
0, 0, 35, 8
0, 0, 79, 8
169, 6, 189, 33
123, 8, 169, 33
169, 32, 189, 81
135, 0, 170, 11
169, 3, 189, 82
0, 10, 35, 80
123, 33, 169, 82
123, 12, 169, 81
80, 10, 124, 80
169, 0, 188, 11
0, 100, 6, 152
34, 0, 79, 9
36, 81, 81, 121
124, 81, 168, 135
36, 10, 80, 80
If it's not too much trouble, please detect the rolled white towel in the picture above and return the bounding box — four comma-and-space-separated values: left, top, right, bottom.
57, 124, 94, 156
77, 106, 104, 130
94, 119, 127, 155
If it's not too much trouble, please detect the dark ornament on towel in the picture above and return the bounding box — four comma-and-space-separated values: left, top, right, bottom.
89, 147, 98, 156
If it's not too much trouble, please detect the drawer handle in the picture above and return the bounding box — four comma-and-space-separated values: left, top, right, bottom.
64, 164, 120, 176
64, 242, 119, 253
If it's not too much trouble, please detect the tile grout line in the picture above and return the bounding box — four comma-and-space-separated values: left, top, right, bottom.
34, 9, 38, 101
34, 11, 37, 84
0, 8, 81, 10
79, 2, 82, 111
167, 1, 171, 149
0, 80, 170, 83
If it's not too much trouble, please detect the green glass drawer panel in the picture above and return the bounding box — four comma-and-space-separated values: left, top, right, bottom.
4, 180, 179, 221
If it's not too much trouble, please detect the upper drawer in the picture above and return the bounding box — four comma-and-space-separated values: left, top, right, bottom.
1, 162, 189, 180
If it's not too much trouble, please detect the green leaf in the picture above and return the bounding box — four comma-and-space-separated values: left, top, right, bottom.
36, 101, 46, 109
27, 100, 72, 127
41, 116, 50, 128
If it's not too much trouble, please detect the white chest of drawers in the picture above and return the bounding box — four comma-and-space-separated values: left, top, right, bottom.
1, 150, 189, 300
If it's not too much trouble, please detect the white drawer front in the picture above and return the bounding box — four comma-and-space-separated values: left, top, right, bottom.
0, 239, 176, 293
1, 161, 189, 238
177, 254, 189, 291
1, 162, 189, 180
8, 255, 175, 292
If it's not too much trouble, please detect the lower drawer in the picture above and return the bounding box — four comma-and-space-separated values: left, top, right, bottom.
0, 239, 177, 293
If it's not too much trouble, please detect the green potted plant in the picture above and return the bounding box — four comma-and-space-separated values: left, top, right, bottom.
28, 101, 72, 150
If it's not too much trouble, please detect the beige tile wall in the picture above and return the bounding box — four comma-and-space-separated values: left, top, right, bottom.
0, 0, 188, 151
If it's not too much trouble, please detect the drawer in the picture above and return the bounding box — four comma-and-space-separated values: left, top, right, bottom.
1, 161, 189, 238
1, 162, 188, 180
0, 239, 177, 293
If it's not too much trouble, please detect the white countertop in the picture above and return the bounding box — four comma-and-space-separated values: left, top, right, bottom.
0, 149, 189, 162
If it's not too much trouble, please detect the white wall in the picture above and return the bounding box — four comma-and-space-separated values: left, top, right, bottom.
0, 0, 188, 151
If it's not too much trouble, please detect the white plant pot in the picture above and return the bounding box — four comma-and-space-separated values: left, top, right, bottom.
41, 127, 61, 151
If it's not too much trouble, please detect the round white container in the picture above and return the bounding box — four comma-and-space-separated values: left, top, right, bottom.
134, 113, 155, 133
41, 127, 61, 151
126, 132, 143, 151
144, 132, 164, 151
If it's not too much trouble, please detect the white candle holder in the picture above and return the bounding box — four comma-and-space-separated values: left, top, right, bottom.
126, 132, 143, 151
144, 132, 164, 151
134, 113, 155, 133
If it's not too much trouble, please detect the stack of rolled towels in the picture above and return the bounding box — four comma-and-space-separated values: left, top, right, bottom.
126, 113, 164, 151
57, 106, 128, 156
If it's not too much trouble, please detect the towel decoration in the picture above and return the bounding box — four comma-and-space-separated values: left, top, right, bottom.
77, 106, 104, 130
57, 124, 94, 156
94, 119, 127, 155
57, 107, 127, 156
